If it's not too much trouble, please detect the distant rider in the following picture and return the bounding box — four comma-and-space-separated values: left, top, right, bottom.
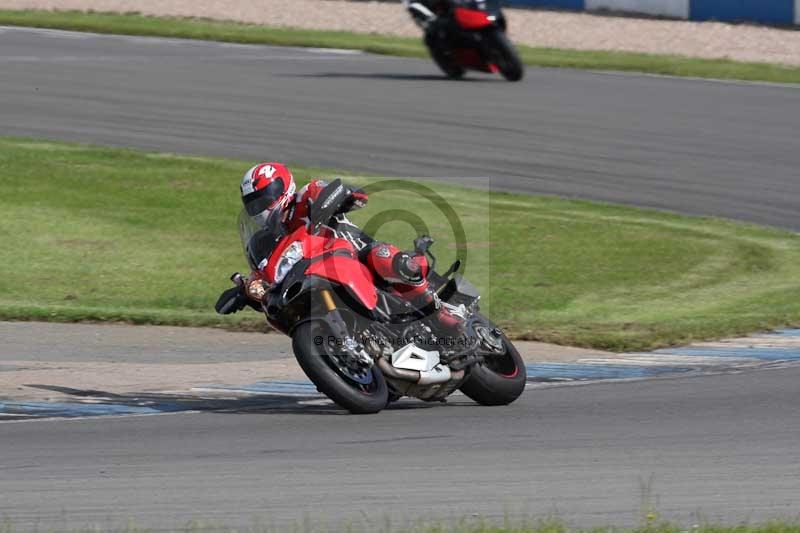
215, 162, 461, 330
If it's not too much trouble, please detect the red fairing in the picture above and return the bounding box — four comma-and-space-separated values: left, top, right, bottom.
263, 228, 352, 283
454, 7, 493, 30
263, 227, 377, 310
305, 256, 378, 310
300, 230, 352, 259
452, 48, 492, 72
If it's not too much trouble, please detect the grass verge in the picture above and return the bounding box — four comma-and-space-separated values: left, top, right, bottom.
1, 138, 800, 351
1, 9, 800, 84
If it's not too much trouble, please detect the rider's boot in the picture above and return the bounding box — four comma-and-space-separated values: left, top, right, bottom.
414, 288, 464, 334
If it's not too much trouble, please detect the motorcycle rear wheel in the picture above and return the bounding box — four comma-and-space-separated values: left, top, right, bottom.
292, 321, 388, 414
459, 315, 526, 406
425, 33, 465, 79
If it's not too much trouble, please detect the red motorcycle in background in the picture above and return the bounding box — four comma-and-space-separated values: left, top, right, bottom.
223, 180, 526, 414
405, 0, 524, 81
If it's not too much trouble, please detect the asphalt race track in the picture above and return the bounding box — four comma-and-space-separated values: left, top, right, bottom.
1, 26, 800, 229
3, 366, 800, 530
1, 26, 800, 530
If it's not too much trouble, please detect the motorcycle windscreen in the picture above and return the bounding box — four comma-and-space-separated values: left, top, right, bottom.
238, 209, 286, 271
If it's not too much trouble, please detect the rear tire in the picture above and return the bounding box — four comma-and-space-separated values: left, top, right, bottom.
485, 29, 523, 82
459, 316, 526, 406
292, 321, 388, 414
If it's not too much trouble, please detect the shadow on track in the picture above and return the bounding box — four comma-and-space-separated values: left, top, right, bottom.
289, 72, 498, 82
4, 384, 438, 420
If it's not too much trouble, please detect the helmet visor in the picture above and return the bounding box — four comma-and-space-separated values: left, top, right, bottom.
243, 179, 286, 217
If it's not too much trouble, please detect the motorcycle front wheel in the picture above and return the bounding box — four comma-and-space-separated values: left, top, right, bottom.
459, 315, 527, 406
292, 321, 388, 414
484, 28, 524, 82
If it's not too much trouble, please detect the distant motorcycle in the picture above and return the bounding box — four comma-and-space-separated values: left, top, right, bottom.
405, 0, 524, 81
218, 180, 526, 414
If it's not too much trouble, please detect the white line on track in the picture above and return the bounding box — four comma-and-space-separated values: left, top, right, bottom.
0, 25, 93, 39
0, 54, 364, 64
592, 69, 800, 90
3, 24, 798, 87
305, 47, 364, 55
0, 25, 365, 56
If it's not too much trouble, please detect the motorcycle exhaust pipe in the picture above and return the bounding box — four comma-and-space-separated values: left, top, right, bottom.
376, 357, 420, 382
376, 357, 452, 385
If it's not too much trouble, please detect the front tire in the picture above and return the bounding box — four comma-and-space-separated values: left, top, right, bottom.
459, 316, 526, 406
293, 321, 388, 414
485, 29, 524, 82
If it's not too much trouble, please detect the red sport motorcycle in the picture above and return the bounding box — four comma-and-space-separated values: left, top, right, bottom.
405, 0, 524, 81
218, 180, 526, 414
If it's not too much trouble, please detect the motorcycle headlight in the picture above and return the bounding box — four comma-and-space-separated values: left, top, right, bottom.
274, 241, 304, 284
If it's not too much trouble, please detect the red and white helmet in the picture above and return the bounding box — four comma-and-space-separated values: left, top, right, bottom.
240, 162, 296, 226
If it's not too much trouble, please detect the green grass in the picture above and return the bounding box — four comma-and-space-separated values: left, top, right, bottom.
2, 138, 800, 351
2, 9, 800, 84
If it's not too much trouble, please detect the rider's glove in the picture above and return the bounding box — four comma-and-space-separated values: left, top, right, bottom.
341, 187, 368, 213
215, 286, 249, 315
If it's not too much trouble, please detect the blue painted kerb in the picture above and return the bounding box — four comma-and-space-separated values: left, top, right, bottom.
525, 363, 693, 380
4, 329, 800, 420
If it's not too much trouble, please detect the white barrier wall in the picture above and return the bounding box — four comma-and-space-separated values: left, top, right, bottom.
585, 0, 690, 18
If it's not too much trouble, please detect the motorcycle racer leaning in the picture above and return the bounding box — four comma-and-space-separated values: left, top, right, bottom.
215, 162, 461, 331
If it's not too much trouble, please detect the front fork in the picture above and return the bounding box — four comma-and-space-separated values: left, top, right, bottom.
318, 289, 373, 367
